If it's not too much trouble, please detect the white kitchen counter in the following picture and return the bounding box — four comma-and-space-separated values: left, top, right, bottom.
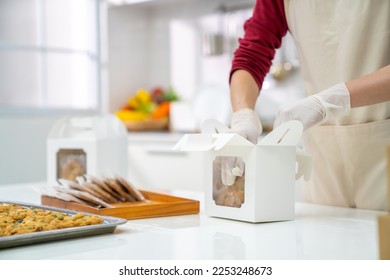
0, 182, 384, 260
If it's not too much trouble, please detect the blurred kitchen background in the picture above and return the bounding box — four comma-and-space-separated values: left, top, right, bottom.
0, 0, 305, 190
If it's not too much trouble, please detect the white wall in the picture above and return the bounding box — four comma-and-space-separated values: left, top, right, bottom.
0, 115, 63, 185
107, 5, 150, 112
0, 0, 107, 185
107, 0, 252, 112
107, 0, 305, 129
0, 0, 304, 186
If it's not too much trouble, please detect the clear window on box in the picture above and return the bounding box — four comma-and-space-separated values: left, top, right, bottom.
213, 156, 245, 208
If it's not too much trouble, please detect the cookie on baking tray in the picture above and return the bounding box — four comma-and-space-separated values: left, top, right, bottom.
0, 203, 104, 237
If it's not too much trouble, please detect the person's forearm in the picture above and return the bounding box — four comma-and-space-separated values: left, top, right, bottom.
230, 70, 260, 112
346, 64, 390, 108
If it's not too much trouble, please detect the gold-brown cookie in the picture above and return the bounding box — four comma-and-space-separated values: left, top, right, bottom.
104, 178, 134, 202
0, 203, 104, 236
83, 182, 117, 203
64, 180, 102, 200
115, 176, 146, 202
53, 186, 113, 208
89, 175, 122, 202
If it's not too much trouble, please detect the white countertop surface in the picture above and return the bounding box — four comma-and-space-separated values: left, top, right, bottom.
0, 182, 385, 260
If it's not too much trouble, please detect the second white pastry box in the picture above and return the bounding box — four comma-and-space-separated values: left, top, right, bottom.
174, 120, 311, 223
47, 115, 128, 185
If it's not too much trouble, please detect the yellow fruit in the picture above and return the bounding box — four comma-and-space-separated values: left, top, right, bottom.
136, 89, 151, 103
115, 110, 149, 121
127, 89, 153, 111
128, 96, 140, 108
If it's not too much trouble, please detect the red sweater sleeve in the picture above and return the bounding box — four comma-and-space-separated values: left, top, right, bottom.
230, 0, 288, 90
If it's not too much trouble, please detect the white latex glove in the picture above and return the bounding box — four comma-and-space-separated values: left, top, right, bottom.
274, 83, 351, 131
221, 108, 262, 186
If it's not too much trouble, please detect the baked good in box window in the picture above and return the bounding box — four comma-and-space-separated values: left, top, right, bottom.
214, 176, 245, 208
57, 149, 87, 181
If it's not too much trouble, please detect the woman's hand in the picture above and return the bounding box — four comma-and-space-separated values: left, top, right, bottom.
274, 83, 351, 130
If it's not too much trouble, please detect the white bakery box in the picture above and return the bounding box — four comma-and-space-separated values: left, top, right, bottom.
47, 114, 128, 185
174, 120, 312, 223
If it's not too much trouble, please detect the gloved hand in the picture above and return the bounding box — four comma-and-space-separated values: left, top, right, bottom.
274, 83, 351, 131
221, 108, 262, 186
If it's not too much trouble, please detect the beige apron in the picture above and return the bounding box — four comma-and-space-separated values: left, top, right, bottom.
284, 0, 390, 210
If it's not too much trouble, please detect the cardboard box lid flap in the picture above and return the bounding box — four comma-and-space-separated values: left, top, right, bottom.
174, 120, 304, 151
212, 133, 253, 150
258, 120, 303, 146
173, 133, 252, 151
48, 115, 127, 139
173, 134, 216, 151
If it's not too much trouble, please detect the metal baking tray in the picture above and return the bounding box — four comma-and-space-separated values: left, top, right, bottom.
0, 201, 127, 250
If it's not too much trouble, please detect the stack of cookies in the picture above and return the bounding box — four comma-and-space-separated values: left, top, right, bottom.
46, 175, 146, 208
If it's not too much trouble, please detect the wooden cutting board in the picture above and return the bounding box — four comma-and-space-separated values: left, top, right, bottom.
41, 190, 199, 220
